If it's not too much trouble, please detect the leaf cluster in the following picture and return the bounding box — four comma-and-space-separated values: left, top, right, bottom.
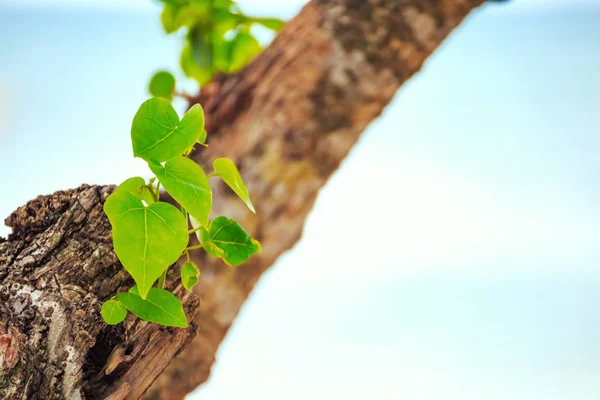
102, 97, 260, 327
148, 0, 285, 100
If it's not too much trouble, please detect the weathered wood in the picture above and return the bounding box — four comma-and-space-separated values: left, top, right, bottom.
0, 0, 485, 398
149, 0, 485, 398
0, 186, 200, 399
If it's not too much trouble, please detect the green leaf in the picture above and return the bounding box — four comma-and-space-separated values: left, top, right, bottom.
213, 157, 255, 213
101, 299, 127, 325
161, 5, 180, 33
212, 37, 233, 73
200, 216, 260, 266
203, 240, 225, 258
252, 17, 285, 32
181, 261, 200, 290
149, 71, 176, 101
212, 9, 245, 36
198, 128, 207, 144
114, 177, 155, 205
104, 190, 188, 299
189, 214, 209, 244
181, 45, 213, 85
229, 33, 261, 73
189, 26, 213, 70
118, 286, 188, 328
131, 98, 205, 162
149, 156, 212, 227
190, 215, 224, 258
158, 0, 187, 6
161, 3, 194, 33
212, 0, 234, 8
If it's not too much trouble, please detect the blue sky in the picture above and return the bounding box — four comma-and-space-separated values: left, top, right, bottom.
0, 1, 599, 399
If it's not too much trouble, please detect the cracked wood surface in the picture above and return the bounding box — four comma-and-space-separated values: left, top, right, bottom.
0, 0, 485, 398
0, 186, 200, 399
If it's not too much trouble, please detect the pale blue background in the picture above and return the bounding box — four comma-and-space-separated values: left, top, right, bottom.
0, 1, 599, 399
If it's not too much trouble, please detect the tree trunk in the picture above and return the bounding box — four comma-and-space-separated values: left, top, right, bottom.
0, 185, 200, 399
0, 0, 484, 398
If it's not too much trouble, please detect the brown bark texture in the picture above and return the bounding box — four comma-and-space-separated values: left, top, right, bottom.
0, 186, 200, 400
0, 0, 484, 399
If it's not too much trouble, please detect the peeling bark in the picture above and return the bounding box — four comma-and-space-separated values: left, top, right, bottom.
0, 186, 200, 399
0, 0, 484, 398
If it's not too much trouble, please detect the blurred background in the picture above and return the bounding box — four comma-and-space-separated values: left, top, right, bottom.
1, 0, 599, 399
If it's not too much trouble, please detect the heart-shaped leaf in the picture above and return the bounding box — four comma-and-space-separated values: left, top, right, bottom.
118, 286, 188, 328
149, 71, 176, 101
101, 299, 127, 325
104, 190, 188, 299
181, 261, 200, 291
200, 216, 260, 266
149, 156, 212, 227
131, 98, 204, 162
114, 176, 155, 204
213, 158, 255, 213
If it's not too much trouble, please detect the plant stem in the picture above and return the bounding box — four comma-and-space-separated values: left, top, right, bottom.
155, 181, 161, 202
146, 184, 157, 200
174, 91, 194, 101
185, 244, 204, 251
207, 173, 218, 178
188, 226, 202, 234
157, 269, 167, 289
181, 206, 188, 221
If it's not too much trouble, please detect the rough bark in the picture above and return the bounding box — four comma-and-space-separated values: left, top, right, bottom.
0, 185, 200, 399
0, 0, 484, 399
149, 0, 485, 398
